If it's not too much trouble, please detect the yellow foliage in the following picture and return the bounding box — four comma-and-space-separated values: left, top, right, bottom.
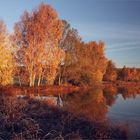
0, 20, 14, 85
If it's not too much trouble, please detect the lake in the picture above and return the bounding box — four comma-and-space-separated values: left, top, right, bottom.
59, 85, 140, 139
0, 85, 140, 139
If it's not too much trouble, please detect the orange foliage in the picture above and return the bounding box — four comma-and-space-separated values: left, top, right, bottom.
118, 66, 139, 82
14, 3, 63, 86
103, 60, 117, 82
64, 40, 108, 85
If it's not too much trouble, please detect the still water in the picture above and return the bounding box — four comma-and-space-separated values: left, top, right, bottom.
60, 86, 140, 138
107, 93, 140, 138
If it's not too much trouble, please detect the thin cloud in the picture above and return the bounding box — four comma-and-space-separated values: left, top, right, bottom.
106, 41, 140, 52
106, 46, 140, 52
107, 41, 140, 48
72, 22, 140, 41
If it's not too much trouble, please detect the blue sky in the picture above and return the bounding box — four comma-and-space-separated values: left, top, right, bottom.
0, 0, 140, 67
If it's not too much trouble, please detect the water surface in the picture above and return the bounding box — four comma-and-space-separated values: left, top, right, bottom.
59, 86, 140, 138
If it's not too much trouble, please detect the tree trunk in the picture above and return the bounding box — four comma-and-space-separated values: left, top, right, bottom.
29, 74, 32, 87
38, 74, 41, 86
32, 74, 36, 86
18, 75, 21, 87
58, 74, 61, 86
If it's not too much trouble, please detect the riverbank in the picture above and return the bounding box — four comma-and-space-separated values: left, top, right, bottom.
0, 94, 128, 139
103, 81, 140, 87
0, 84, 89, 96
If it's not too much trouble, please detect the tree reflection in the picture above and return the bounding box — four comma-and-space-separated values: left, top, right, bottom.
103, 85, 118, 106
62, 85, 140, 123
63, 88, 108, 122
118, 86, 140, 100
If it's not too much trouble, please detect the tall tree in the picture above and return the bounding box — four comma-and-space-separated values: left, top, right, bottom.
85, 41, 108, 84
74, 41, 107, 85
58, 20, 81, 84
0, 20, 15, 85
14, 3, 63, 86
60, 40, 107, 85
58, 21, 108, 86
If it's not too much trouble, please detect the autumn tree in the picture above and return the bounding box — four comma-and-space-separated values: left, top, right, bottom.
84, 41, 108, 84
0, 20, 15, 85
45, 47, 64, 85
137, 69, 140, 81
58, 21, 108, 86
103, 60, 117, 82
57, 20, 81, 85
14, 3, 63, 86
60, 39, 107, 85
69, 41, 107, 85
129, 68, 139, 82
118, 66, 139, 82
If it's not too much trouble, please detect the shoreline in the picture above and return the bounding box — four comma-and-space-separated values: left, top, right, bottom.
103, 81, 140, 87
0, 81, 140, 96
0, 84, 89, 96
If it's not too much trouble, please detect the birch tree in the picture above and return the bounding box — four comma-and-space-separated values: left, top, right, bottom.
14, 3, 63, 86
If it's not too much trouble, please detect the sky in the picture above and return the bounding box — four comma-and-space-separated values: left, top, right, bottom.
0, 0, 140, 68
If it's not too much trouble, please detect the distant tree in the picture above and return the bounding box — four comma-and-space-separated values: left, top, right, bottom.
137, 69, 140, 81
118, 66, 139, 82
0, 20, 15, 85
103, 60, 117, 82
14, 3, 63, 86
118, 66, 127, 81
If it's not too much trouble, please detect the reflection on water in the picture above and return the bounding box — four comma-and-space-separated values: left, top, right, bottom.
60, 85, 140, 138
17, 86, 140, 128
62, 88, 108, 122
25, 85, 140, 138
60, 86, 140, 122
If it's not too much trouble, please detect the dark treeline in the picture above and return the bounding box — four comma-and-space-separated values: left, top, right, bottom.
103, 60, 140, 82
